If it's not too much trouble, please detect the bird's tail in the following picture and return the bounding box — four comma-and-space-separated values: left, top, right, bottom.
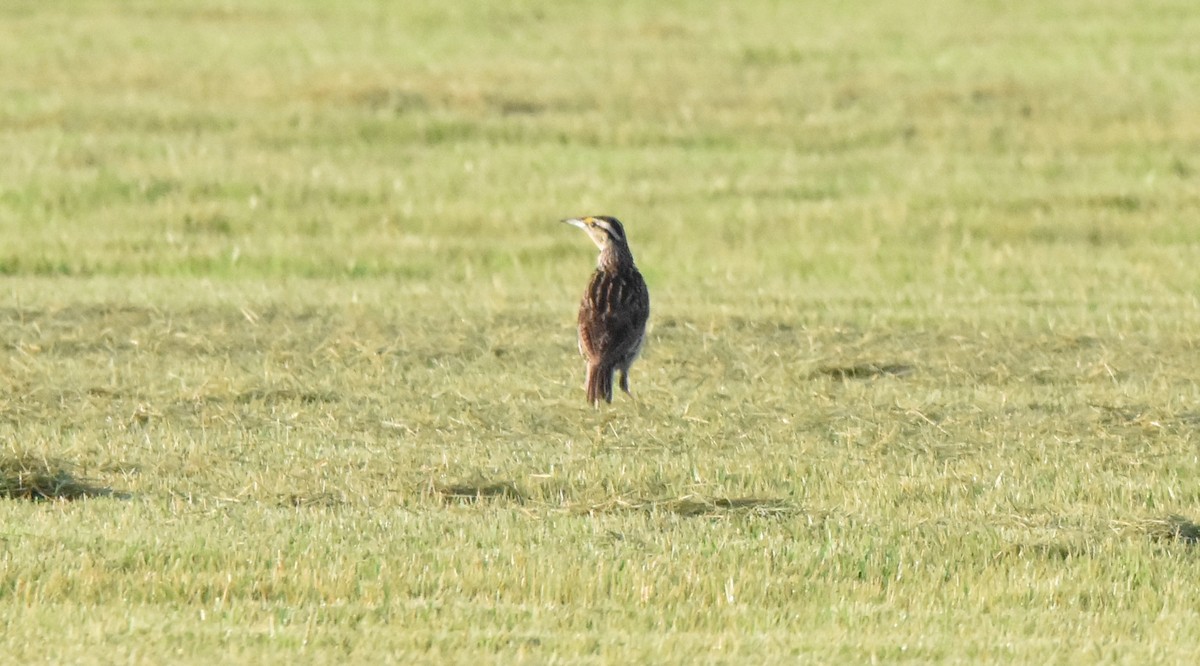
585, 363, 614, 405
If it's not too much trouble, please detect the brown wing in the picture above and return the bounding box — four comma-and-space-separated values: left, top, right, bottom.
578, 268, 650, 367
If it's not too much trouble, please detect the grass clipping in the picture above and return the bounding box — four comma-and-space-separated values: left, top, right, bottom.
0, 455, 114, 501
1142, 514, 1200, 545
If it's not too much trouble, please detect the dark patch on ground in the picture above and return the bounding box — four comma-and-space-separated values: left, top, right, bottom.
817, 363, 914, 380
996, 541, 1091, 561
0, 456, 128, 501
435, 480, 526, 504
1146, 514, 1200, 545
583, 495, 793, 517
235, 388, 339, 405
282, 492, 344, 508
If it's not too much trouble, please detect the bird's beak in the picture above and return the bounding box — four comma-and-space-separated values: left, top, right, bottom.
562, 217, 588, 230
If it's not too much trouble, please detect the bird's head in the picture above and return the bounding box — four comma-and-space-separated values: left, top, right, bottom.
563, 216, 628, 251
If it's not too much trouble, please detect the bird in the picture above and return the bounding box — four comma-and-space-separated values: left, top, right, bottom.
563, 216, 650, 406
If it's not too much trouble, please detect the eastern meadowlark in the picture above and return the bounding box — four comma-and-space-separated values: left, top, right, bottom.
563, 216, 650, 406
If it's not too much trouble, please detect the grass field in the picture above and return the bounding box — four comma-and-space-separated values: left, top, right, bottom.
3, 0, 1200, 662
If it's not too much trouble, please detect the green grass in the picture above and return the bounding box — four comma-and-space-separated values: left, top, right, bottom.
3, 0, 1200, 662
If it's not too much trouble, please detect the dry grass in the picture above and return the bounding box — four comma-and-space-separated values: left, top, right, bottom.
2, 0, 1200, 663
1141, 515, 1200, 545
0, 455, 121, 501
435, 480, 527, 504
576, 494, 795, 517
816, 363, 916, 380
